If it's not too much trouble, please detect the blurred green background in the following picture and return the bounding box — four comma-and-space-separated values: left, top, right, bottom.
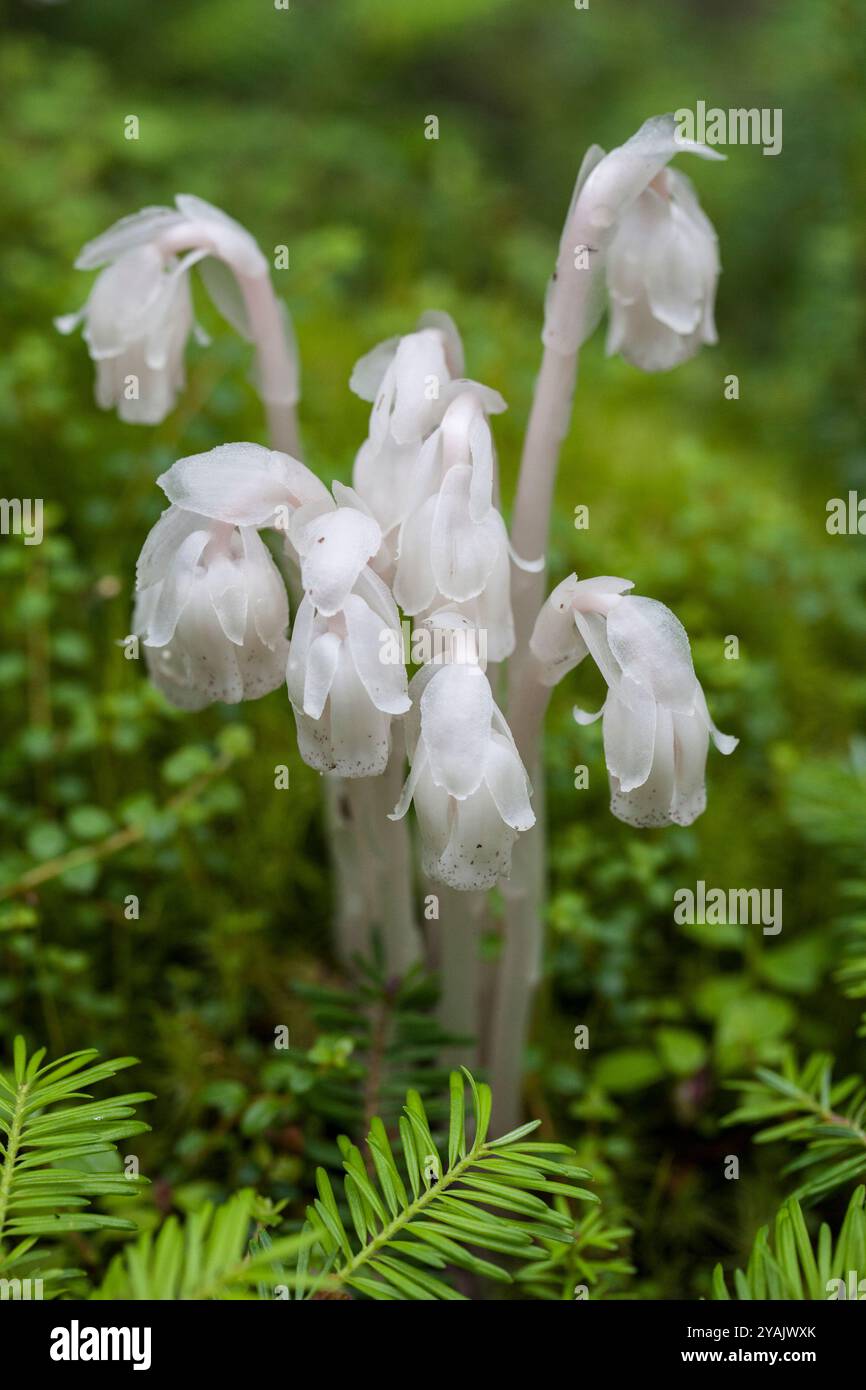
1, 0, 864, 1297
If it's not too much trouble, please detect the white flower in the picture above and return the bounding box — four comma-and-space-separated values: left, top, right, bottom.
530, 575, 737, 827
287, 566, 410, 777
390, 662, 535, 890
544, 113, 724, 367
392, 390, 519, 661
350, 311, 505, 538
56, 196, 286, 424
133, 505, 289, 710
56, 243, 201, 424
605, 167, 720, 371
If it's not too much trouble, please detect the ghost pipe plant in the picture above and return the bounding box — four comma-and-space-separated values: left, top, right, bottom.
59, 114, 735, 1130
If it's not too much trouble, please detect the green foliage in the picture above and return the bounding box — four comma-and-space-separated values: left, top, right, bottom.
725, 1053, 866, 1203
292, 1069, 598, 1300
287, 957, 461, 1131
0, 1036, 151, 1287
1, 0, 865, 1300
514, 1203, 635, 1300
711, 1187, 866, 1301
94, 1189, 310, 1300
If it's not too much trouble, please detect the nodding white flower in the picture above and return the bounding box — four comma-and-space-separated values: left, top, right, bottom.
133, 505, 289, 710
605, 167, 720, 371
56, 242, 201, 424
391, 389, 523, 661
56, 195, 293, 424
390, 662, 535, 891
544, 113, 723, 368
530, 574, 737, 827
287, 567, 410, 778
350, 311, 505, 537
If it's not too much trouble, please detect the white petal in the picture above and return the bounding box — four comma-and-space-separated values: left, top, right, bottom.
420, 663, 492, 799
669, 707, 710, 825
417, 310, 465, 377
145, 527, 213, 647
468, 411, 495, 523
483, 732, 535, 831
573, 609, 622, 689
240, 526, 289, 649
389, 330, 451, 444
431, 465, 501, 603
393, 496, 438, 615
197, 256, 252, 339
435, 784, 519, 891
328, 643, 392, 776
343, 593, 410, 715
136, 505, 207, 589
390, 742, 430, 822
74, 207, 184, 270
303, 631, 343, 718
354, 564, 403, 632
287, 593, 325, 707
159, 443, 330, 526
529, 574, 587, 686
350, 335, 400, 401
207, 550, 248, 646
609, 703, 677, 827
605, 595, 698, 712
694, 681, 738, 754
298, 508, 381, 617
602, 686, 657, 793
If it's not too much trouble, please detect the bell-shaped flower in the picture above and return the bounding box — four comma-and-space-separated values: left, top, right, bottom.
530, 575, 736, 827
56, 195, 295, 423
287, 566, 410, 777
391, 390, 526, 661
390, 662, 535, 890
543, 113, 723, 367
605, 167, 720, 371
133, 505, 289, 710
56, 242, 202, 424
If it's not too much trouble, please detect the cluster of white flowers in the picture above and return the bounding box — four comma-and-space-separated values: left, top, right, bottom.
124, 314, 536, 888
59, 116, 735, 892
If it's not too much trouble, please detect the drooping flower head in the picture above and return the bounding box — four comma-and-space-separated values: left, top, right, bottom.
544, 114, 724, 371
531, 574, 736, 826
133, 506, 289, 710
57, 196, 296, 423
287, 562, 410, 778
132, 441, 328, 710
391, 660, 535, 890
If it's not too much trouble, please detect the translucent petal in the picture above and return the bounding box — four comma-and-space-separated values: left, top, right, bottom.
298, 507, 382, 617
483, 731, 535, 831
605, 595, 698, 712
343, 593, 410, 715
431, 465, 502, 603
159, 442, 330, 526
420, 663, 492, 799
303, 630, 342, 719
602, 686, 657, 793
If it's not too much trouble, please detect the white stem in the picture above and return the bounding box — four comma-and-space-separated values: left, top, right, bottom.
489, 784, 545, 1135
344, 750, 422, 977
428, 886, 485, 1070
488, 336, 579, 1125
235, 271, 300, 457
